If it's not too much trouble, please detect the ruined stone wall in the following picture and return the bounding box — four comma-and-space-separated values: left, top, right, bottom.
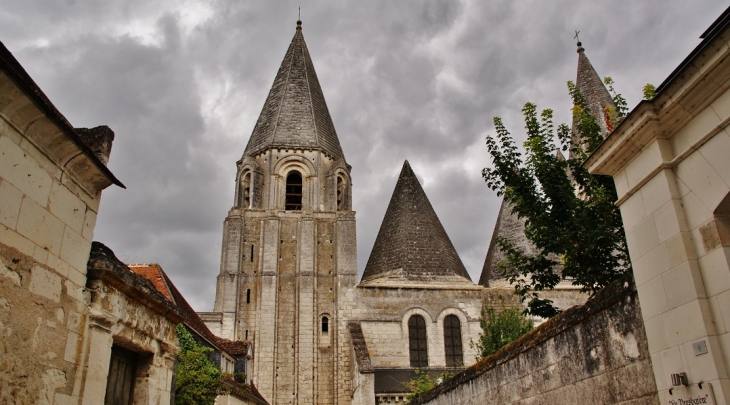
83, 274, 180, 404
410, 275, 658, 405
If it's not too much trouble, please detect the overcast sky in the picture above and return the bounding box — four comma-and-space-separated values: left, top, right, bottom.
1, 1, 724, 311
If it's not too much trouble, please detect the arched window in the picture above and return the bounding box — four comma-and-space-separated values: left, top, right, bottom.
408, 315, 428, 367
443, 315, 463, 367
240, 172, 251, 208
322, 316, 329, 333
285, 171, 303, 210
336, 175, 345, 211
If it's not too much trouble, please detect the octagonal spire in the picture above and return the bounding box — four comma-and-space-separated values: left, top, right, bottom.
243, 21, 345, 161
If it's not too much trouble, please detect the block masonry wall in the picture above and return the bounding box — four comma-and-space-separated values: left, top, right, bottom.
0, 77, 106, 403
211, 147, 357, 405
410, 275, 658, 405
352, 286, 518, 369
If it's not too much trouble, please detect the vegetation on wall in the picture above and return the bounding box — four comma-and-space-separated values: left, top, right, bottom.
482, 80, 632, 317
404, 370, 455, 403
174, 324, 224, 405
643, 83, 657, 100
472, 303, 534, 361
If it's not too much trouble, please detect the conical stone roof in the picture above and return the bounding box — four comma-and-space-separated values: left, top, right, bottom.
478, 199, 536, 287
243, 21, 345, 160
361, 161, 471, 285
575, 43, 616, 138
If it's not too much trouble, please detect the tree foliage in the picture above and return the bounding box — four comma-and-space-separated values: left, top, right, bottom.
175, 324, 224, 405
482, 81, 631, 318
472, 303, 533, 361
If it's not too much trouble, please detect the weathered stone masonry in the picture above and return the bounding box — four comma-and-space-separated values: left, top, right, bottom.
411, 275, 659, 405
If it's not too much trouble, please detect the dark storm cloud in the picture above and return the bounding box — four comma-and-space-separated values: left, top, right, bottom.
1, 0, 725, 310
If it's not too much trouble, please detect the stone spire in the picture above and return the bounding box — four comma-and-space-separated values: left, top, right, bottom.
480, 41, 611, 287
361, 161, 471, 285
575, 41, 616, 137
242, 20, 345, 160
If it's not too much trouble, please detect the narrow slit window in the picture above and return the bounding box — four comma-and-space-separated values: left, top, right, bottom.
285, 171, 303, 210
245, 330, 248, 339
443, 315, 463, 367
408, 315, 428, 367
246, 289, 251, 304
250, 245, 254, 262
322, 316, 329, 333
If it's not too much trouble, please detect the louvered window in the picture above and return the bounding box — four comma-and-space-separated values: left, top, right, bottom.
285, 172, 303, 210
408, 315, 428, 367
443, 315, 463, 367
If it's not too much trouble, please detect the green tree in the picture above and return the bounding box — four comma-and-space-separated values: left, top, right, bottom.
175, 324, 224, 405
482, 81, 631, 318
472, 304, 533, 361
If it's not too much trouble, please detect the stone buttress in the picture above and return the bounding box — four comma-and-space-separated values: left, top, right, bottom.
209, 21, 357, 405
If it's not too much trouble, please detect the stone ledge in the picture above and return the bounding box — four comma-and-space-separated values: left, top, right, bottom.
86, 241, 184, 323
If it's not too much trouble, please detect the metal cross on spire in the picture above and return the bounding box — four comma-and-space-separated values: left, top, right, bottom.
574, 30, 581, 45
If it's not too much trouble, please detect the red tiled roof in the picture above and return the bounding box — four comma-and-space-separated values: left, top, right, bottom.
128, 264, 173, 302
129, 263, 239, 355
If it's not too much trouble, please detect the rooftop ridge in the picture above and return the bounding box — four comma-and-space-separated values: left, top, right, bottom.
361, 161, 471, 284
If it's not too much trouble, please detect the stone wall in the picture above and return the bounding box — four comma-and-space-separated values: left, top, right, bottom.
0, 57, 110, 402
353, 285, 517, 370
410, 275, 659, 405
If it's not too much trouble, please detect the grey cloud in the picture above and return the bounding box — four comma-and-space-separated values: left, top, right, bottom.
0, 0, 724, 311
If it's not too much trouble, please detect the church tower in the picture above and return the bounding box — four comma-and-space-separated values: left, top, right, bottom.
210, 20, 358, 404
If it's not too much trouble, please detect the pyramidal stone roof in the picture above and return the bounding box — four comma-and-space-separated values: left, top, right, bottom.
361, 161, 472, 286
243, 21, 345, 160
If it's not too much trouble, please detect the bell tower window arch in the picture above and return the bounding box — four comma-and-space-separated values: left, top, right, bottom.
239, 171, 252, 208
336, 174, 346, 211
285, 171, 303, 210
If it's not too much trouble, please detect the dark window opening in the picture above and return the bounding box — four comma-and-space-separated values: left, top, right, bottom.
443, 315, 463, 367
408, 315, 428, 367
336, 176, 345, 211
246, 289, 251, 304
250, 245, 254, 263
245, 330, 248, 339
285, 172, 303, 210
322, 316, 329, 333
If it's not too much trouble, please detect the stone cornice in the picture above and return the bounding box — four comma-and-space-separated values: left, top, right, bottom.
585, 28, 730, 177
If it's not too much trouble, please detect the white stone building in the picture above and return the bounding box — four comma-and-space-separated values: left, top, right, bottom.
586, 7, 730, 404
